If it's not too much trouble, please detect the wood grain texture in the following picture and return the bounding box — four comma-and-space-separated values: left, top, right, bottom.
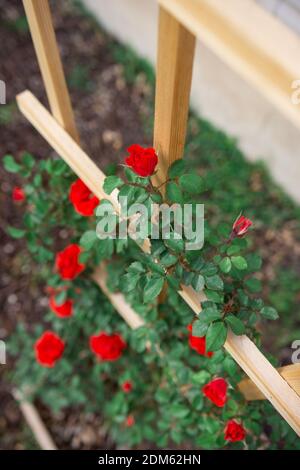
23, 0, 79, 142
158, 0, 300, 130
17, 90, 300, 436
13, 389, 57, 450
153, 7, 195, 186
238, 363, 300, 400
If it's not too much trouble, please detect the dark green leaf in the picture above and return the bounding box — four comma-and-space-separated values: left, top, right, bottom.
3, 154, 21, 173
219, 257, 232, 273
225, 315, 245, 335
206, 322, 228, 351
168, 159, 186, 178
192, 320, 208, 337
231, 256, 248, 270
205, 274, 224, 291
260, 306, 279, 320
166, 181, 183, 203
7, 226, 25, 239
191, 274, 205, 292
80, 230, 97, 249
144, 276, 164, 303
179, 174, 204, 194
103, 175, 123, 195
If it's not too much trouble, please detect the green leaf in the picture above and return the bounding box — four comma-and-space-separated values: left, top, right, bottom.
231, 256, 248, 270
103, 175, 123, 195
127, 261, 145, 273
171, 404, 189, 419
55, 290, 67, 304
22, 152, 35, 169
206, 322, 228, 351
199, 307, 222, 324
179, 173, 204, 194
205, 274, 224, 291
160, 252, 178, 267
3, 154, 21, 173
191, 274, 205, 292
143, 276, 164, 303
225, 315, 245, 335
166, 181, 183, 203
219, 257, 232, 273
192, 320, 208, 337
227, 245, 241, 256
204, 289, 224, 303
120, 272, 140, 292
168, 159, 186, 178
245, 278, 261, 293
7, 226, 25, 239
260, 306, 279, 320
80, 230, 97, 249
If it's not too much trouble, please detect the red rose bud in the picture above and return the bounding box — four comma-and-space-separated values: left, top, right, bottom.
231, 215, 252, 238
202, 377, 227, 407
224, 419, 246, 442
49, 295, 73, 318
69, 178, 99, 216
34, 331, 65, 367
122, 380, 133, 393
125, 415, 135, 427
187, 324, 213, 358
89, 332, 126, 361
55, 244, 85, 280
125, 144, 158, 177
12, 186, 25, 202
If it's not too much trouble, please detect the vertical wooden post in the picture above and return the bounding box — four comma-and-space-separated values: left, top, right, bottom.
23, 0, 79, 142
153, 7, 195, 185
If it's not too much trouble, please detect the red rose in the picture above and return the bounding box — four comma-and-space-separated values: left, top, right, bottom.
202, 377, 227, 407
187, 324, 213, 358
90, 332, 126, 361
49, 295, 73, 318
55, 244, 85, 280
125, 415, 135, 427
224, 419, 246, 442
122, 380, 133, 393
12, 186, 25, 202
34, 331, 65, 367
125, 144, 158, 177
231, 215, 252, 238
69, 179, 99, 216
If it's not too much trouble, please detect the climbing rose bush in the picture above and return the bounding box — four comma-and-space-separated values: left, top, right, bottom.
4, 150, 299, 450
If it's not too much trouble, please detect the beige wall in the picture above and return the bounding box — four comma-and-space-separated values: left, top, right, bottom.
83, 0, 300, 202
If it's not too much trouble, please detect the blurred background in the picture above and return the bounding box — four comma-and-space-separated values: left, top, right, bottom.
0, 0, 300, 449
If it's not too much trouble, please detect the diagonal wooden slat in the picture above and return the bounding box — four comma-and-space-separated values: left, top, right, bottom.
238, 363, 300, 400
23, 0, 79, 142
17, 90, 300, 436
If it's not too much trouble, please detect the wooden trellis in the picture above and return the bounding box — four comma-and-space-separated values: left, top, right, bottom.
18, 0, 300, 437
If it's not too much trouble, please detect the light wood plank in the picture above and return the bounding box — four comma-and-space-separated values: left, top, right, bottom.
13, 389, 57, 450
17, 90, 300, 436
153, 7, 195, 186
158, 0, 300, 131
238, 363, 300, 400
23, 0, 79, 142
